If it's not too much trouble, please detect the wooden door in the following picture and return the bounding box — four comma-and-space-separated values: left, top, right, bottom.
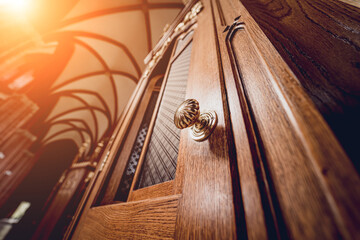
68, 1, 239, 239
67, 0, 360, 239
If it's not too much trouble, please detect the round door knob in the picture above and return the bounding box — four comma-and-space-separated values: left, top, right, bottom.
174, 99, 218, 141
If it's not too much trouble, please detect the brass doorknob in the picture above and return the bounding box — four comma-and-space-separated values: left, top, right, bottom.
174, 99, 218, 141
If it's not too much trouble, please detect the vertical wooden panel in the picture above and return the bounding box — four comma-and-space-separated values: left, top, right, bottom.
239, 0, 360, 168
216, 0, 360, 239
174, 0, 237, 238
212, 0, 273, 239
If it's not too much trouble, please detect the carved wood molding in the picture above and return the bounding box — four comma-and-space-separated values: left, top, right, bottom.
142, 1, 203, 81
214, 0, 360, 238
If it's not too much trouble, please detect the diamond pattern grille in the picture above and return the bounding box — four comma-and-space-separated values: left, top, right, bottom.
115, 91, 159, 201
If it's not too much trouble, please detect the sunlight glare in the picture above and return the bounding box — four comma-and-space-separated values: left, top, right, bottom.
0, 0, 31, 14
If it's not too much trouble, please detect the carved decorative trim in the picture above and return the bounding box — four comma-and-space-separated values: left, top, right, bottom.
222, 14, 282, 240
141, 1, 203, 81
223, 16, 244, 34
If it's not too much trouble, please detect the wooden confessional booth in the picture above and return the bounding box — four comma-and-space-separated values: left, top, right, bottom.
63, 0, 360, 239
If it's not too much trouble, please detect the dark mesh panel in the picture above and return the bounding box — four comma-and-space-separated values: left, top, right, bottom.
115, 92, 159, 201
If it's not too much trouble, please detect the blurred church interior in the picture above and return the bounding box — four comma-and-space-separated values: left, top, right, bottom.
0, 0, 184, 238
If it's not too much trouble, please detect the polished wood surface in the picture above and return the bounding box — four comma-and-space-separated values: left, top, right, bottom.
129, 181, 174, 202
79, 195, 180, 240
127, 44, 176, 199
215, 0, 360, 239
212, 1, 273, 238
239, 0, 360, 168
67, 68, 153, 239
173, 1, 238, 239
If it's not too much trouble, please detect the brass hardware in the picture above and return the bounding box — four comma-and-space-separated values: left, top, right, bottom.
174, 99, 218, 141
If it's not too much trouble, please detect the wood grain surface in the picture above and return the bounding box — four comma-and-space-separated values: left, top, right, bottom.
78, 195, 180, 240
174, 1, 238, 238
129, 180, 174, 202
212, 0, 276, 239
239, 0, 360, 169
216, 0, 360, 239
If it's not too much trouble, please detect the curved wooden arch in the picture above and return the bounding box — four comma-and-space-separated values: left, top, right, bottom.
50, 89, 112, 124
42, 126, 89, 147
48, 92, 104, 144
45, 106, 108, 128
56, 2, 184, 29
0, 1, 184, 152
43, 122, 87, 143
0, 1, 183, 69
56, 2, 184, 54
73, 38, 119, 124
46, 118, 94, 147
51, 70, 138, 93
46, 31, 142, 77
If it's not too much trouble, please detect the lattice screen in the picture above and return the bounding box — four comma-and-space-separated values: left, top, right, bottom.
137, 41, 193, 189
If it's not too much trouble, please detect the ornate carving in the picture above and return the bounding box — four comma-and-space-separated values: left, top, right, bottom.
223, 16, 245, 34
175, 1, 203, 33
140, 1, 203, 81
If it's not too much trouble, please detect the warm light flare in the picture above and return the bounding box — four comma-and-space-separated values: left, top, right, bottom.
0, 0, 31, 13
